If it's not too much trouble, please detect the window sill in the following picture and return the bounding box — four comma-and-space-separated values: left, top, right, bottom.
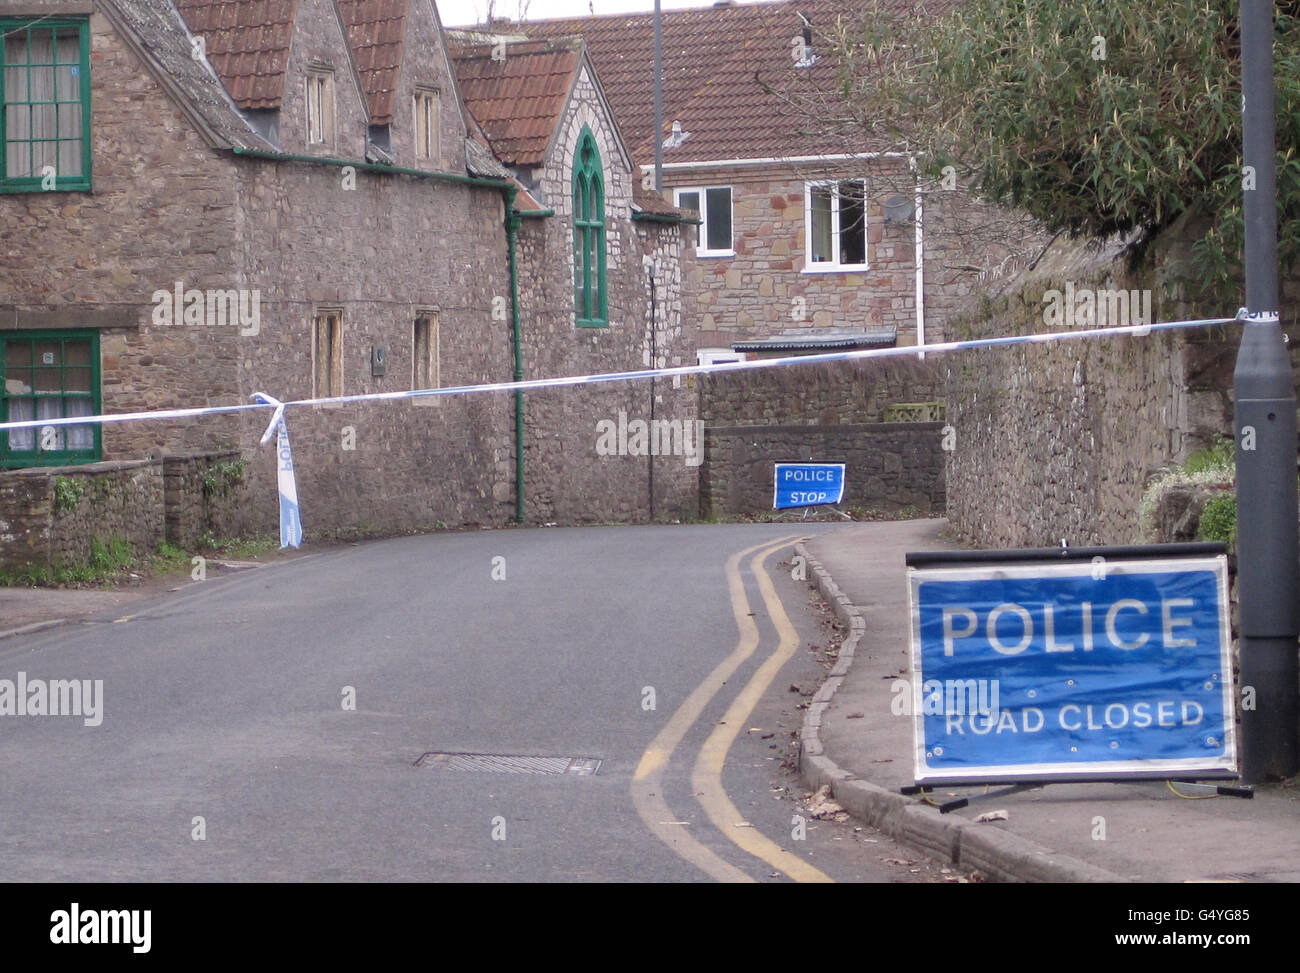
694, 250, 736, 259
1, 182, 91, 194
802, 263, 870, 275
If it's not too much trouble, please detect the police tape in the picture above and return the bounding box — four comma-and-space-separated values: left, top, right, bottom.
0, 312, 1244, 547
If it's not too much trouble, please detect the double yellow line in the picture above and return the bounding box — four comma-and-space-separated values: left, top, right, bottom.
630, 535, 833, 883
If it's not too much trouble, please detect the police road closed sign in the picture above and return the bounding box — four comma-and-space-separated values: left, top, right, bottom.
773, 463, 845, 510
907, 556, 1235, 784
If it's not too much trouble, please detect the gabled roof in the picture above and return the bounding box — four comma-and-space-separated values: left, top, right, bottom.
99, 0, 276, 151
522, 0, 925, 165
173, 0, 297, 111
337, 0, 408, 125
447, 37, 585, 168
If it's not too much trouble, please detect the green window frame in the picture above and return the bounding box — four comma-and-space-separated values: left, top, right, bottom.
1, 330, 101, 468
573, 127, 607, 327
1, 18, 92, 193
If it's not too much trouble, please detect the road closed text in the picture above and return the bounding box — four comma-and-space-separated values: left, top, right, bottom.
943, 699, 1206, 735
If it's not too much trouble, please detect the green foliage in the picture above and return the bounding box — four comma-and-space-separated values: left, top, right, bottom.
1183, 441, 1235, 475
1198, 493, 1238, 546
202, 458, 246, 500
835, 0, 1300, 288
53, 476, 84, 514
223, 533, 278, 558
89, 536, 133, 572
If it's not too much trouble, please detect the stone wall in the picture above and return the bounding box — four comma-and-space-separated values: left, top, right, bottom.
698, 357, 943, 427
669, 159, 920, 349
943, 224, 1283, 550
0, 460, 163, 573
657, 159, 1036, 353
162, 451, 261, 550
511, 63, 700, 525
701, 422, 945, 518
0, 450, 274, 573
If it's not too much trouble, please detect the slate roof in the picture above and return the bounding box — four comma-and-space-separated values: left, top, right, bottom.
100, 0, 276, 150
523, 0, 930, 165
337, 0, 409, 124
173, 0, 297, 111
447, 37, 585, 168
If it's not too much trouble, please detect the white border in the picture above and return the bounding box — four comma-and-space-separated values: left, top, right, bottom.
772, 462, 845, 509
906, 556, 1236, 783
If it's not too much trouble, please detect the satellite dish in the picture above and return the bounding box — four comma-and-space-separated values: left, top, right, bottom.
883, 194, 914, 224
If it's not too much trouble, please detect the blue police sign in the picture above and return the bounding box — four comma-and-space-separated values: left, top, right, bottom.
907, 556, 1235, 784
773, 463, 845, 510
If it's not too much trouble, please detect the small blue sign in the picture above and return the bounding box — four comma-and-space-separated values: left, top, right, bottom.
907, 557, 1235, 783
773, 463, 845, 510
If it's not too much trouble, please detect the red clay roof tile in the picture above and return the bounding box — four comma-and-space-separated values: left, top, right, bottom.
448, 37, 583, 168
175, 0, 297, 110
524, 0, 934, 165
337, 0, 409, 124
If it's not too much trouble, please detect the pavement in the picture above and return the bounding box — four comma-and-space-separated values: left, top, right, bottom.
797, 518, 1300, 883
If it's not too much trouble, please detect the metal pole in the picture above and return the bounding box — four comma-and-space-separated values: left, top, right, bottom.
1234, 0, 1298, 782
653, 0, 663, 192
648, 265, 657, 521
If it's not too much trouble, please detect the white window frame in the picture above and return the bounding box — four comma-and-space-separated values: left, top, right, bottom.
305, 70, 335, 147
803, 178, 869, 273
414, 87, 439, 162
674, 185, 734, 257
696, 347, 746, 366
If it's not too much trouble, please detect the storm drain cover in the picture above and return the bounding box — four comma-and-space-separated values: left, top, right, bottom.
415, 752, 601, 776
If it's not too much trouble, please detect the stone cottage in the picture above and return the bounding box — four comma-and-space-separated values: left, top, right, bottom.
0, 0, 698, 570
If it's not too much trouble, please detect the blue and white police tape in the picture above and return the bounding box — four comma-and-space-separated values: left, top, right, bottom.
253, 393, 302, 549
0, 311, 1245, 547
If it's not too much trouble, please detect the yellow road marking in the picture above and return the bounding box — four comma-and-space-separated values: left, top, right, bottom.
690, 544, 835, 883
630, 535, 800, 883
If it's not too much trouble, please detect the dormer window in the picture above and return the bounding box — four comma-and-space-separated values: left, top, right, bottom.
305, 69, 335, 147
414, 88, 439, 162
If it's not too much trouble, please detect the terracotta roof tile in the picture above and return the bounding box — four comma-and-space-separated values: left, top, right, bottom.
337, 0, 408, 124
524, 0, 940, 165
175, 0, 297, 110
632, 184, 685, 218
448, 37, 583, 168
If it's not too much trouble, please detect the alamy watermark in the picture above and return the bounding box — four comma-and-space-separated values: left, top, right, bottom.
0, 672, 102, 726
594, 411, 703, 467
1041, 282, 1152, 329
151, 281, 260, 335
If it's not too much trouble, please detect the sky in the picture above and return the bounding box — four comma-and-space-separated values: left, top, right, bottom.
438, 0, 749, 28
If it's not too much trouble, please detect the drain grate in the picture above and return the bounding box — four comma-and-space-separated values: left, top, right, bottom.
415, 752, 601, 776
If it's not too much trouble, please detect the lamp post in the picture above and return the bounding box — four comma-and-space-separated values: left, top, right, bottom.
1234, 0, 1298, 783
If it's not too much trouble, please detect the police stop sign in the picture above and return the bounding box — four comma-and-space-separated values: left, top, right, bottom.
907, 555, 1236, 784
773, 463, 845, 509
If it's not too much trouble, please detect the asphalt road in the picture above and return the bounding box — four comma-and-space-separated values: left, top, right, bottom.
0, 523, 960, 883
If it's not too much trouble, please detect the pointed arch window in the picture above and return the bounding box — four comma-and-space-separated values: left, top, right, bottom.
573, 128, 607, 327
